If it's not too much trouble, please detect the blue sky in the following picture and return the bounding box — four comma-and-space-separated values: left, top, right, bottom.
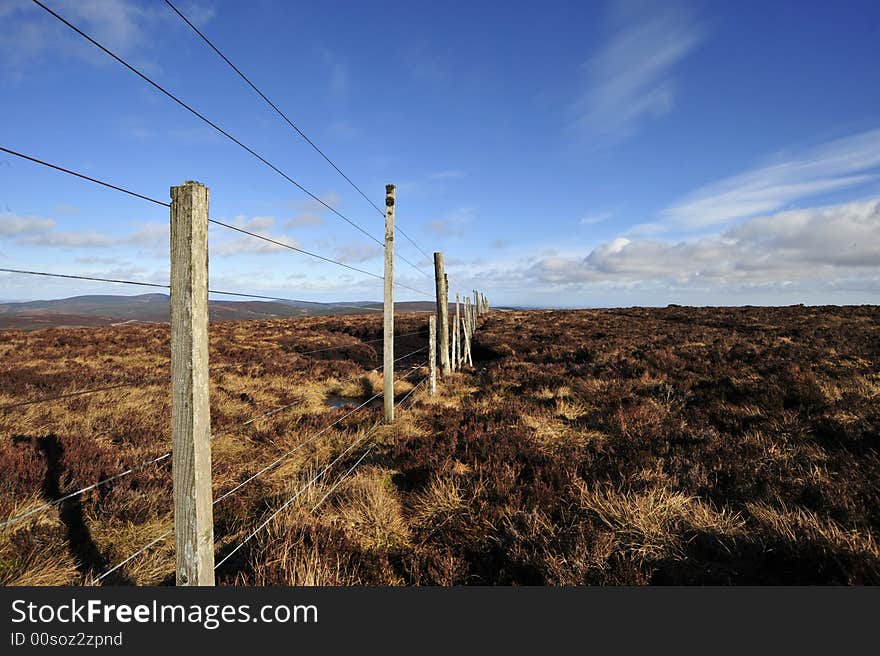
1, 0, 879, 307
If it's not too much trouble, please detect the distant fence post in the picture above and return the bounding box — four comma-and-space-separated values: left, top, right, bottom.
433, 252, 451, 377
450, 301, 457, 373
454, 293, 461, 370
383, 184, 395, 423
444, 273, 451, 373
428, 315, 437, 395
170, 180, 214, 586
463, 298, 473, 366
473, 290, 480, 320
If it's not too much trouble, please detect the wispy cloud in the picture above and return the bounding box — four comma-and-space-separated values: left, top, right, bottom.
210, 216, 299, 256
580, 211, 614, 225
663, 128, 880, 228
573, 0, 703, 145
1, 213, 167, 251
429, 170, 466, 181
426, 208, 474, 238
334, 241, 381, 264
0, 0, 215, 76
0, 213, 55, 237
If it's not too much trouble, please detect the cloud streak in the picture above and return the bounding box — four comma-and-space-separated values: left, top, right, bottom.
663, 129, 880, 228
573, 0, 703, 145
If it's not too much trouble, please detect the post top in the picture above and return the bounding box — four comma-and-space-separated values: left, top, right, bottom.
385, 184, 396, 193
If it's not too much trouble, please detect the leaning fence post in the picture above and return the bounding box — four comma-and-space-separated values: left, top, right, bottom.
433, 252, 451, 377
428, 315, 437, 395
383, 184, 395, 423
170, 180, 214, 586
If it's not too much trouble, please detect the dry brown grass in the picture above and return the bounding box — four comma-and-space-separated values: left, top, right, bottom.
1, 306, 879, 585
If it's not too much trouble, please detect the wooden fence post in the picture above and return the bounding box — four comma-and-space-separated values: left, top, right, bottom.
450, 308, 457, 373
455, 293, 461, 369
462, 300, 473, 367
428, 315, 437, 395
383, 184, 395, 423
433, 252, 451, 377
444, 273, 451, 373
170, 180, 214, 586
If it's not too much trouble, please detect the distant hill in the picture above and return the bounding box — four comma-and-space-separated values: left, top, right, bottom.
0, 294, 437, 331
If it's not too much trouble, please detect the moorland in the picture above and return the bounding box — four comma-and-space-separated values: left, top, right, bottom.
1, 305, 878, 585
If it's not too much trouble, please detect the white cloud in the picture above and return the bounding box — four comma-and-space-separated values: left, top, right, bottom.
523, 197, 880, 290
426, 208, 474, 238
285, 212, 324, 229
663, 129, 880, 228
0, 0, 215, 75
0, 213, 55, 237
573, 0, 703, 144
210, 215, 300, 256
18, 230, 115, 248
334, 242, 381, 264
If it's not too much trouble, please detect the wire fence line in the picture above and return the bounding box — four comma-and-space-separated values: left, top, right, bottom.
162, 0, 435, 272
0, 330, 427, 412
214, 374, 429, 573
0, 345, 429, 529
2, 0, 494, 587
0, 144, 434, 295
94, 368, 429, 583
28, 0, 382, 248
0, 265, 431, 309
28, 0, 433, 282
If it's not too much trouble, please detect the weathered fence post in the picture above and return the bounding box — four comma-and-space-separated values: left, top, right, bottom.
462, 300, 473, 366
170, 180, 214, 586
474, 290, 480, 320
455, 293, 461, 369
444, 273, 451, 372
433, 252, 451, 377
450, 309, 457, 373
428, 315, 437, 395
383, 184, 395, 423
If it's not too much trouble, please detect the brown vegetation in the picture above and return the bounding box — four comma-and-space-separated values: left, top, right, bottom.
1, 306, 878, 585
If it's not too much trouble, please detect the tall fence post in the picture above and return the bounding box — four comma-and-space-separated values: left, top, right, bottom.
170, 180, 214, 586
383, 184, 395, 423
433, 252, 451, 377
428, 315, 437, 395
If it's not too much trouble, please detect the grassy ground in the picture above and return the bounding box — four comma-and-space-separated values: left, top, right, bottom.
1, 306, 878, 585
